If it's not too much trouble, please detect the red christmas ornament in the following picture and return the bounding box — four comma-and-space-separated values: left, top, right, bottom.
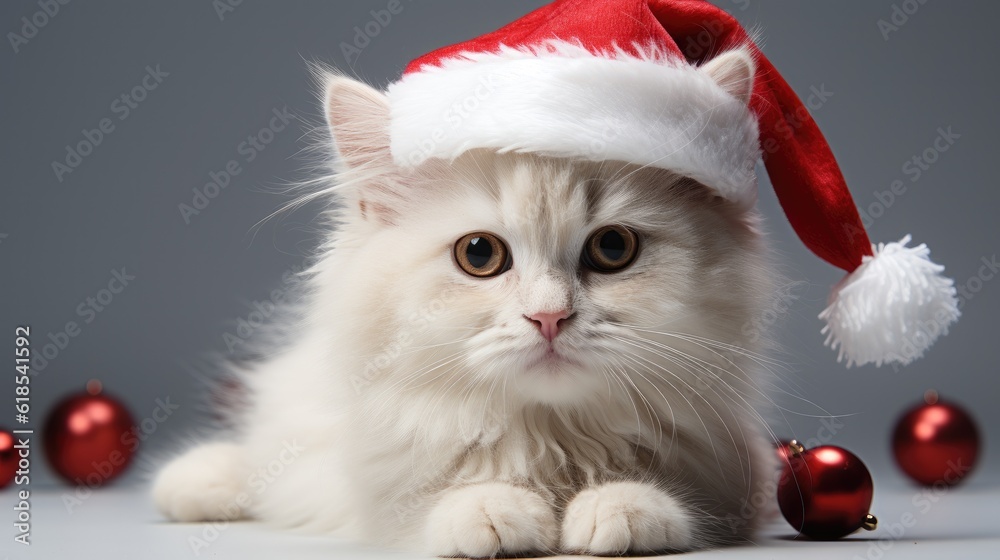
777, 441, 878, 540
892, 390, 980, 486
775, 438, 804, 466
1, 428, 19, 488
43, 380, 136, 485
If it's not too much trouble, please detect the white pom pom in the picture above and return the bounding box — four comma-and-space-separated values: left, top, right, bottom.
819, 235, 960, 367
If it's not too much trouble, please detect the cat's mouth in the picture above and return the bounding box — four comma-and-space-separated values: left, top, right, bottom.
525, 344, 581, 371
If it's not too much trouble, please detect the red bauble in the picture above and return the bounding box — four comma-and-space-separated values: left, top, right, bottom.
0, 428, 19, 488
892, 391, 979, 486
775, 439, 803, 466
777, 443, 877, 540
43, 381, 136, 485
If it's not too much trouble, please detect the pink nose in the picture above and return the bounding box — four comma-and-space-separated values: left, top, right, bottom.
526, 310, 571, 342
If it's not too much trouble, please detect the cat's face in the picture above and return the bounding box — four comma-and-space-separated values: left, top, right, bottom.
322, 75, 765, 407
417, 153, 763, 405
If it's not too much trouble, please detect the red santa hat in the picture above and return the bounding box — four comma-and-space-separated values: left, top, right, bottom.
384, 0, 959, 367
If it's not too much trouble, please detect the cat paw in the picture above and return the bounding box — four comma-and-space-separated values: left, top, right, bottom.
424, 483, 557, 558
153, 442, 249, 522
561, 482, 694, 554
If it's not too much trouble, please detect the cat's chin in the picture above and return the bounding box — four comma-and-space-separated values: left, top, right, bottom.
514, 350, 604, 405
524, 346, 581, 370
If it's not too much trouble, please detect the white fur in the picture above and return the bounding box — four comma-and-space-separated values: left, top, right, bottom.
561, 481, 694, 554
154, 71, 778, 556
152, 442, 249, 522
425, 483, 558, 557
819, 235, 960, 367
387, 42, 761, 209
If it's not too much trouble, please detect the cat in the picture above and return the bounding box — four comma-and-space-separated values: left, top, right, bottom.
153, 49, 779, 556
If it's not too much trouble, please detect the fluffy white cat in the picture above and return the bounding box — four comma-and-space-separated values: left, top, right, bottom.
154, 50, 779, 556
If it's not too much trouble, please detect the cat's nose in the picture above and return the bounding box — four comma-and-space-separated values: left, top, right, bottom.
525, 310, 572, 342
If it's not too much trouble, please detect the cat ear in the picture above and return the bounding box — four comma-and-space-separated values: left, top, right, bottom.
324, 75, 403, 224
701, 50, 755, 106
325, 75, 392, 169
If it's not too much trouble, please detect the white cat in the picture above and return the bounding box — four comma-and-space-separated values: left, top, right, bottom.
154, 50, 779, 556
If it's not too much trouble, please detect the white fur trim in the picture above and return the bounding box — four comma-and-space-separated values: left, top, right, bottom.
387, 42, 760, 207
819, 235, 960, 367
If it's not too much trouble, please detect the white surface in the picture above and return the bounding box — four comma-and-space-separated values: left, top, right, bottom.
4, 482, 999, 559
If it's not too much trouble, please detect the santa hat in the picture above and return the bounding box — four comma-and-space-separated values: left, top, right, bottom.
384, 0, 959, 367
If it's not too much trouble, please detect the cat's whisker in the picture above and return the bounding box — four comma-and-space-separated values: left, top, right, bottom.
600, 363, 642, 432
610, 353, 681, 480
609, 323, 837, 420
617, 334, 783, 441
611, 344, 740, 485
619, 333, 776, 409
609, 322, 785, 367
605, 344, 723, 471
604, 354, 664, 459
613, 338, 765, 495
616, 334, 796, 506
652, 335, 843, 421
370, 349, 469, 404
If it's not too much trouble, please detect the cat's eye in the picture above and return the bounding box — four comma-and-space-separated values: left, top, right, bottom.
454, 232, 512, 277
582, 225, 638, 272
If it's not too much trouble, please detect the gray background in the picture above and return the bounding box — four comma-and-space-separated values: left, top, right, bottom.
1, 0, 996, 496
